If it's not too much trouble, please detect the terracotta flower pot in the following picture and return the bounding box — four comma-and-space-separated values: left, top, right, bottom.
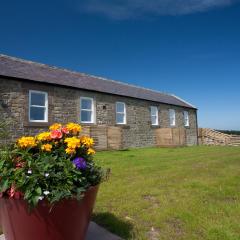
0, 185, 99, 240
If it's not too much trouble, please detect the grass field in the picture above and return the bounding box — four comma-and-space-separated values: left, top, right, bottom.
93, 146, 240, 240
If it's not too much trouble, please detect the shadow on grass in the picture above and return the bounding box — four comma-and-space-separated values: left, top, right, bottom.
92, 212, 134, 239
119, 149, 130, 152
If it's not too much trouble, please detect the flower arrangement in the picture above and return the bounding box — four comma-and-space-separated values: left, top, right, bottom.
0, 123, 105, 208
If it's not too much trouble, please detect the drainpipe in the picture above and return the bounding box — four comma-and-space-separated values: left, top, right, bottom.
195, 109, 199, 146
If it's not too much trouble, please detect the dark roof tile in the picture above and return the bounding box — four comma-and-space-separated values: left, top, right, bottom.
0, 55, 196, 109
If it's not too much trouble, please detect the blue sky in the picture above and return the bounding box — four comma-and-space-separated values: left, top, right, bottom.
0, 0, 240, 130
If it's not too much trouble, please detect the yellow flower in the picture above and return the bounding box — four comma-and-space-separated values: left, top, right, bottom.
17, 137, 36, 149
66, 123, 81, 135
36, 132, 51, 141
65, 147, 76, 155
80, 136, 94, 147
41, 144, 52, 152
49, 123, 62, 131
64, 137, 81, 149
87, 148, 96, 155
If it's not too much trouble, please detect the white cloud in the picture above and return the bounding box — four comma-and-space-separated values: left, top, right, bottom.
80, 0, 237, 19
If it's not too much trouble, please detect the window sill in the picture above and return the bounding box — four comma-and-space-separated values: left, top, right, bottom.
115, 124, 130, 129
24, 122, 51, 128
151, 125, 160, 129
80, 122, 96, 126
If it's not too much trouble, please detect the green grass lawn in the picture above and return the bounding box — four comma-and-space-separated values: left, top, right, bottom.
93, 146, 240, 240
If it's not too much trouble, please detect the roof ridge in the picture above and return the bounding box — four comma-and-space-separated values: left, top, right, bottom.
171, 94, 196, 109
0, 54, 172, 97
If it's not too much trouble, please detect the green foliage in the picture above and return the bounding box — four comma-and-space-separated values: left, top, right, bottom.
0, 123, 106, 209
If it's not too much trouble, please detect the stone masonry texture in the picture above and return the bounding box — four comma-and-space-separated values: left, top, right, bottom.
0, 78, 198, 148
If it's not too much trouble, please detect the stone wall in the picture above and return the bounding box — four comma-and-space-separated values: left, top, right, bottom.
0, 78, 198, 148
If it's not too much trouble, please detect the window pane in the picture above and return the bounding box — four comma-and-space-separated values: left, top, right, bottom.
116, 113, 124, 124
170, 110, 175, 119
30, 107, 45, 121
169, 109, 175, 126
81, 110, 92, 122
30, 92, 46, 106
170, 117, 174, 124
169, 109, 174, 117
184, 111, 189, 126
116, 103, 125, 113
81, 99, 92, 110
151, 116, 157, 125
151, 107, 157, 116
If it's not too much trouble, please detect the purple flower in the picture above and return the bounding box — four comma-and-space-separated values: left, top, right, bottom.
72, 157, 87, 170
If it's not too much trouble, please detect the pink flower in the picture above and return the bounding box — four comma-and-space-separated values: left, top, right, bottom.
15, 162, 25, 169
61, 127, 69, 134
9, 186, 15, 198
8, 186, 23, 199
50, 130, 63, 139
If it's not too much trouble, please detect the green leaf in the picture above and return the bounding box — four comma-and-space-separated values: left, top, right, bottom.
32, 196, 40, 207
35, 187, 42, 195
24, 189, 32, 199
0, 179, 9, 191
0, 159, 5, 169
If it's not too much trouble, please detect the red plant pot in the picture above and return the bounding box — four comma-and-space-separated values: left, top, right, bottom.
0, 185, 99, 240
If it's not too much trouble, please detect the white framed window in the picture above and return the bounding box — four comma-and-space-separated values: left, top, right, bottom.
184, 111, 189, 127
169, 109, 176, 126
80, 97, 95, 123
29, 90, 48, 122
150, 106, 158, 125
116, 102, 126, 124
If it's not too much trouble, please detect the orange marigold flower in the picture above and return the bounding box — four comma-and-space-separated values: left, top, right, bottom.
87, 148, 96, 155
66, 123, 81, 135
41, 144, 52, 152
49, 123, 62, 131
65, 147, 76, 155
36, 132, 51, 141
64, 137, 81, 149
80, 136, 94, 147
17, 136, 36, 149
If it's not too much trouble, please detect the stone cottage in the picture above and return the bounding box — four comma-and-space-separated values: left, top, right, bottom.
0, 54, 198, 149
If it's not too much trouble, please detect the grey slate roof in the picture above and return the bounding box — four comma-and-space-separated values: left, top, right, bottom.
0, 54, 196, 109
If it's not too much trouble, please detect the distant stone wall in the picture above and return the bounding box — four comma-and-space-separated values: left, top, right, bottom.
0, 78, 198, 148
